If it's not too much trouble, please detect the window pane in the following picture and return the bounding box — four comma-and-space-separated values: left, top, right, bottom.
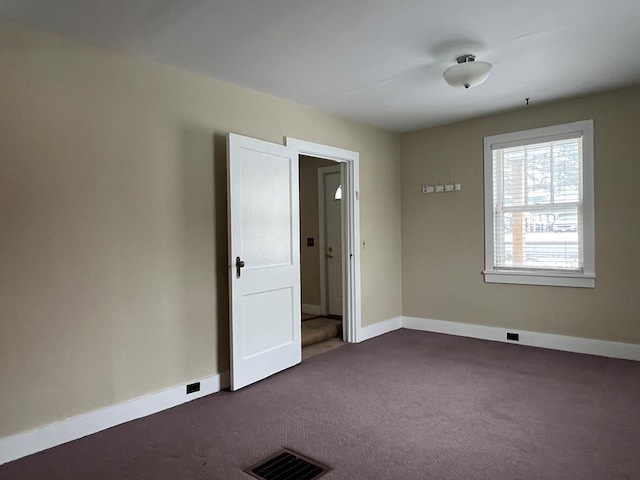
497, 149, 526, 207
494, 207, 581, 270
552, 140, 581, 203
525, 144, 551, 205
492, 136, 583, 271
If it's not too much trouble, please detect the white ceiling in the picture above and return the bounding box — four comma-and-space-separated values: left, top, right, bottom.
2, 0, 640, 132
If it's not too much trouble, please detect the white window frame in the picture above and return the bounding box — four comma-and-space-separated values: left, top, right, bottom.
483, 120, 595, 288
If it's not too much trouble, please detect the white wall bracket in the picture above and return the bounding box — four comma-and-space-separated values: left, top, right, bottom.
422, 182, 461, 194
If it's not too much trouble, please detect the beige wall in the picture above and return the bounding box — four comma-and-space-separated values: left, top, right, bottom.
0, 19, 402, 438
299, 156, 336, 308
401, 85, 640, 344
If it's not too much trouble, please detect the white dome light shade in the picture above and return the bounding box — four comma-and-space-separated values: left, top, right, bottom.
443, 54, 492, 89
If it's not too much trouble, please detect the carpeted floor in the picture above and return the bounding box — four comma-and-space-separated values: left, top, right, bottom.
2, 329, 639, 479
302, 337, 345, 360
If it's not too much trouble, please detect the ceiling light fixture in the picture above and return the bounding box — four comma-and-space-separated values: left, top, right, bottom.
443, 54, 492, 89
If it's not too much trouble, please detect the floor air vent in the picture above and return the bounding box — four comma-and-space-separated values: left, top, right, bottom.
244, 448, 331, 480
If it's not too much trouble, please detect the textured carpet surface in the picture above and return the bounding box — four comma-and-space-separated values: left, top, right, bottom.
302, 337, 345, 360
2, 329, 639, 479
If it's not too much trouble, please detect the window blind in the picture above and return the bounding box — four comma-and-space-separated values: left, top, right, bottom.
491, 136, 583, 272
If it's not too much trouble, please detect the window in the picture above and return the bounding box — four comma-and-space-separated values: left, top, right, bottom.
483, 120, 595, 288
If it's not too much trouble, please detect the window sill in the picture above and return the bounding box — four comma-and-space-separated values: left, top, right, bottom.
483, 270, 595, 288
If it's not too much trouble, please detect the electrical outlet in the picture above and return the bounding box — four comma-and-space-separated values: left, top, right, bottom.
506, 332, 519, 341
186, 382, 201, 394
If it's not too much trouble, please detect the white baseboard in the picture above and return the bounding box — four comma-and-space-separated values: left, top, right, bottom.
302, 304, 323, 316
402, 316, 640, 361
357, 316, 403, 342
5, 316, 636, 466
0, 371, 230, 466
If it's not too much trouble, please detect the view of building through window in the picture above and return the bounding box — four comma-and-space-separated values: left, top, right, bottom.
492, 137, 583, 271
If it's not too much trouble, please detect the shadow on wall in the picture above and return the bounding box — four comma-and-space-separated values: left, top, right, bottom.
213, 133, 230, 372
175, 126, 229, 378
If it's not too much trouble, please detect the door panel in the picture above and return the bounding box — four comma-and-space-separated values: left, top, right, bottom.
242, 287, 294, 358
228, 133, 301, 391
241, 154, 293, 268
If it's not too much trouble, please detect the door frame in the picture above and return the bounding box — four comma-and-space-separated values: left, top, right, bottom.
317, 165, 341, 318
286, 138, 361, 343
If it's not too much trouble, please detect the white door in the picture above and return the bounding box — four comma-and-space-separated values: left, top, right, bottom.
323, 168, 343, 316
227, 133, 301, 391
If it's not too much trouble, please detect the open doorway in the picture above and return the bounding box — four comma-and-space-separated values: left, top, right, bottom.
299, 157, 344, 359
227, 134, 360, 389
287, 137, 362, 350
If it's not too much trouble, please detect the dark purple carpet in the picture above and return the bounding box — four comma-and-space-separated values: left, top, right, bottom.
2, 329, 639, 479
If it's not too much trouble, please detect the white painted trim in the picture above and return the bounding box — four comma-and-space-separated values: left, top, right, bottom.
0, 372, 229, 466
287, 138, 361, 344
483, 120, 596, 288
356, 317, 403, 343
484, 270, 595, 288
402, 316, 640, 361
301, 303, 323, 316
7, 316, 635, 466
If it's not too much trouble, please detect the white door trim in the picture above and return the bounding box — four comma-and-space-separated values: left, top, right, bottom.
317, 165, 341, 317
286, 138, 361, 343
